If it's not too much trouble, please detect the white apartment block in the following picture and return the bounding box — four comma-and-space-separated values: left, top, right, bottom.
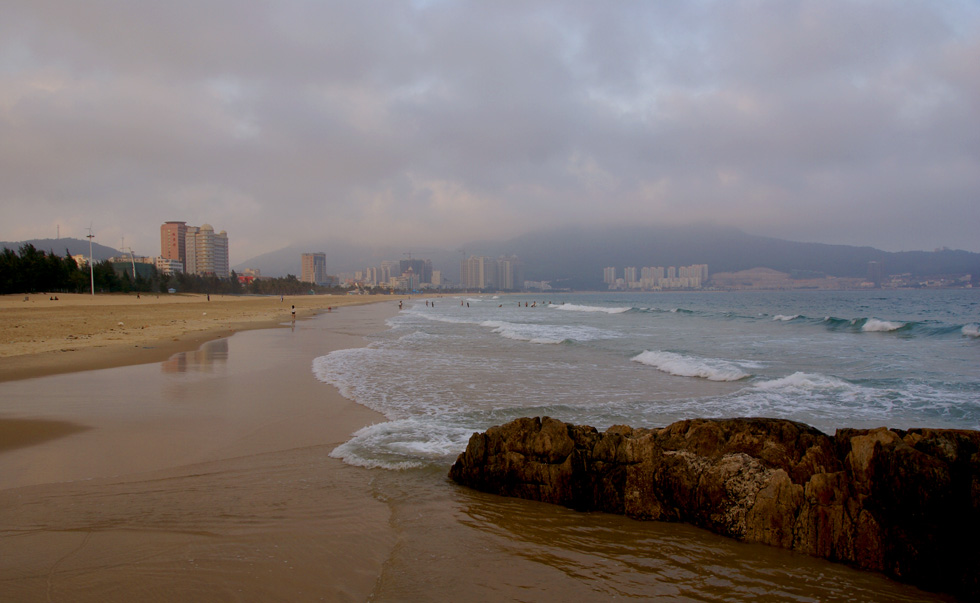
184, 224, 230, 278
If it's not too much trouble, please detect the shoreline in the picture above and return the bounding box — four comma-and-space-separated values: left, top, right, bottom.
0, 301, 401, 600
0, 291, 405, 382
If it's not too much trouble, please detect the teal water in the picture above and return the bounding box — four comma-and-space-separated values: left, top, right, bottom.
317, 289, 980, 470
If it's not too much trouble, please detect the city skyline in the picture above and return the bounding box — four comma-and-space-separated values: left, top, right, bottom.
2, 2, 978, 264
160, 220, 230, 279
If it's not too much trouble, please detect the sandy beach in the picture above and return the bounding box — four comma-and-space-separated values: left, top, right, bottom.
0, 292, 400, 382
0, 296, 401, 601
0, 293, 953, 602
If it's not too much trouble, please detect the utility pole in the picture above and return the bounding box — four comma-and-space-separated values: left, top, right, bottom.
87, 227, 95, 295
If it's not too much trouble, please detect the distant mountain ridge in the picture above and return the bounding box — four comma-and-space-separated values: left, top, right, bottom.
1, 237, 121, 262
464, 225, 980, 289
233, 225, 980, 288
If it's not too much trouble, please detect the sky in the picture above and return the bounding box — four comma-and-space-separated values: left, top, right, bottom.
2, 1, 979, 264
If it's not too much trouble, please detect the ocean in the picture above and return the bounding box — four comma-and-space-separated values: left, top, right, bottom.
316, 289, 980, 472
310, 289, 976, 600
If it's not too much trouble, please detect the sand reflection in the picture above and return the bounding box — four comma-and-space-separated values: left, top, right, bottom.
161, 338, 229, 373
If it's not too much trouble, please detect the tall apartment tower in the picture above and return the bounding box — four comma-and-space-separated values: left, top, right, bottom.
496, 256, 523, 290
160, 221, 188, 271
603, 267, 616, 285
301, 252, 327, 285
184, 224, 230, 278
461, 256, 493, 289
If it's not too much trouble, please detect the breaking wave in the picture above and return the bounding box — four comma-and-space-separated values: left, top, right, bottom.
550, 303, 632, 314
480, 320, 614, 344
631, 351, 751, 382
861, 318, 906, 332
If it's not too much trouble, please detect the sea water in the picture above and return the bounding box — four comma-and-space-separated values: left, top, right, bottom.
316, 289, 980, 471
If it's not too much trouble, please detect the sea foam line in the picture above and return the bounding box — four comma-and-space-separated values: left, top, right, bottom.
631, 350, 751, 382
550, 303, 632, 314
480, 320, 612, 344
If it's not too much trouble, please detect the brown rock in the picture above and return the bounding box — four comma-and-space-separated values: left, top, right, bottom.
449, 417, 980, 600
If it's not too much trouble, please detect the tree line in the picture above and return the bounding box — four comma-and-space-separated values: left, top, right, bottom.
0, 244, 345, 296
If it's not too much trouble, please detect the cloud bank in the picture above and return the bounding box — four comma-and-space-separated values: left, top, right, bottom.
2, 1, 978, 262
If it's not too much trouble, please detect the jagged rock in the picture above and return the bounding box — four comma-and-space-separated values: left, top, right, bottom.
449, 417, 980, 600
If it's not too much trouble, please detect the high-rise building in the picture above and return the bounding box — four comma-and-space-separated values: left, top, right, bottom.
184, 224, 230, 278
499, 256, 524, 290
162, 221, 229, 277
160, 221, 188, 269
461, 256, 494, 289
301, 252, 327, 285
400, 259, 433, 284
460, 255, 522, 290
603, 267, 616, 285
868, 261, 883, 287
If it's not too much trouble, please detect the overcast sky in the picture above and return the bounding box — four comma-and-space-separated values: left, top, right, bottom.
2, 1, 978, 263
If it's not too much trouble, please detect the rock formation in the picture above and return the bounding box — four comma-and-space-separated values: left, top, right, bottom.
449, 417, 980, 600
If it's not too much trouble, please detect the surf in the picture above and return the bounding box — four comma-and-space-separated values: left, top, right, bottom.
631, 350, 751, 382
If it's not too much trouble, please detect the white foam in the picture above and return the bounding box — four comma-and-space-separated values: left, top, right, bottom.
329, 418, 475, 470
480, 320, 614, 344
413, 312, 480, 326
551, 303, 631, 314
753, 372, 856, 393
862, 318, 905, 332
962, 324, 980, 338
772, 314, 800, 321
398, 330, 437, 343
631, 351, 751, 381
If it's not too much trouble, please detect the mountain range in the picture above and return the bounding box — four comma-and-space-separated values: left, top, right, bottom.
6, 225, 979, 289
236, 225, 980, 289
1, 238, 123, 262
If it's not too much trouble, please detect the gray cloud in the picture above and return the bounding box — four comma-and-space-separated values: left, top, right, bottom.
2, 0, 978, 262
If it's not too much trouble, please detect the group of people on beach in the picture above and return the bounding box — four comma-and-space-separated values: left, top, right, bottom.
395, 299, 557, 311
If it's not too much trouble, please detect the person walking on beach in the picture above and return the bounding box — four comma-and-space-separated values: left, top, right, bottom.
291, 305, 296, 320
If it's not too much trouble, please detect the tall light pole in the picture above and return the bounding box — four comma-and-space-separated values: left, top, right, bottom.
87, 227, 95, 295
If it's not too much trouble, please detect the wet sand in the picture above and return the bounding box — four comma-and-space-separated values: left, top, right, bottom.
0, 302, 399, 601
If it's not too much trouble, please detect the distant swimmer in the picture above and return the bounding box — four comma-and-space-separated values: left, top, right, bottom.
399, 300, 403, 309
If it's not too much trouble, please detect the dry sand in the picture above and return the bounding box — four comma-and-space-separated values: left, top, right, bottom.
0, 292, 402, 382
0, 296, 403, 601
